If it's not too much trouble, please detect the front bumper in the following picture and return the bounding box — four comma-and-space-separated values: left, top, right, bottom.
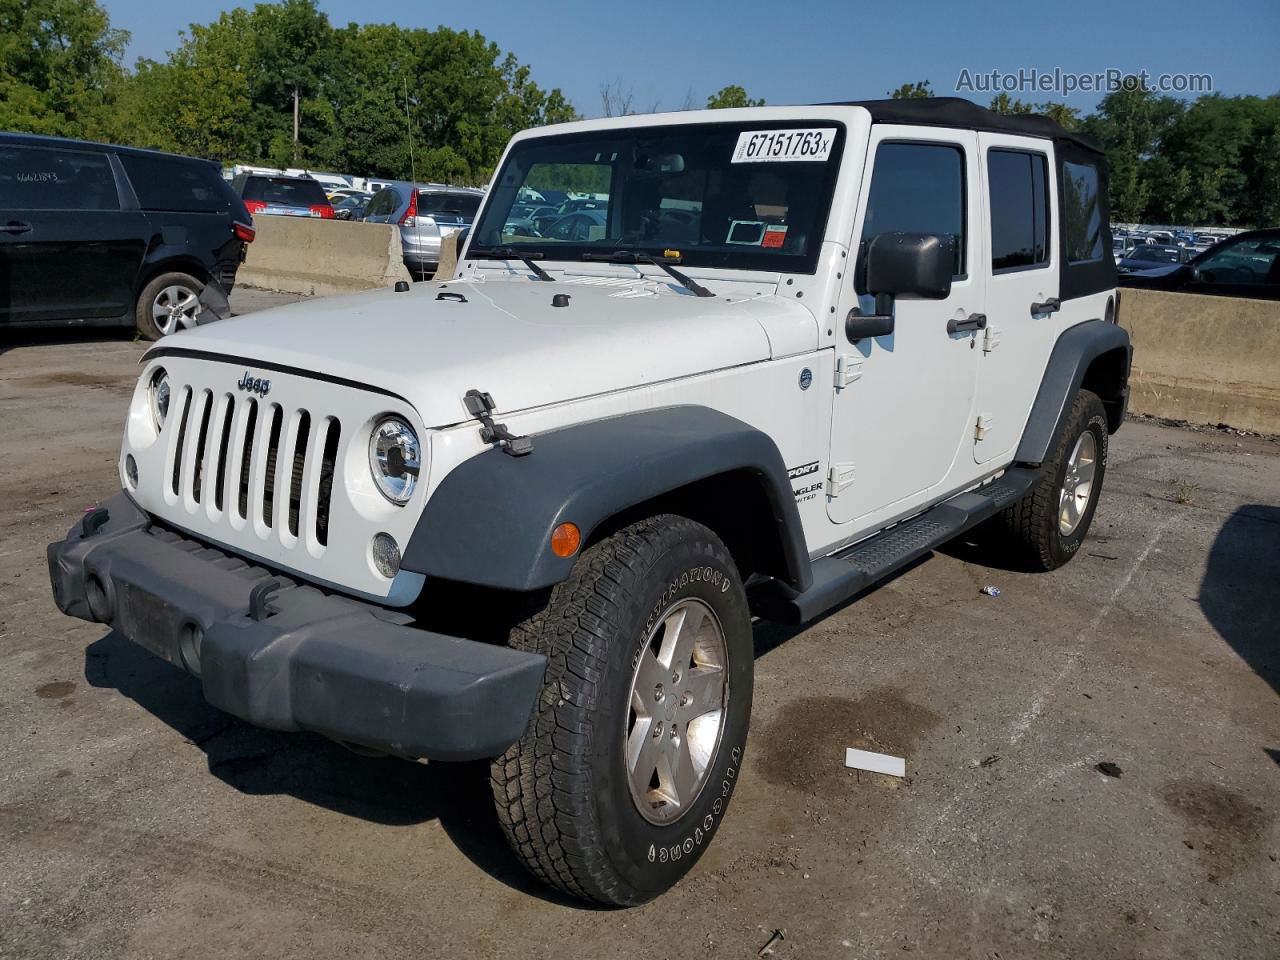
47, 494, 546, 761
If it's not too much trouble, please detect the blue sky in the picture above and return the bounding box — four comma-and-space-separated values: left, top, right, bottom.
108, 0, 1280, 117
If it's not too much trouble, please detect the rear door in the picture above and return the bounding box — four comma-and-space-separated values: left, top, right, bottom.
972, 135, 1060, 463
0, 143, 146, 324
118, 153, 244, 287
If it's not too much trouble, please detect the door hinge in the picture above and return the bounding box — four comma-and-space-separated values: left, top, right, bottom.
827, 462, 856, 496
834, 353, 863, 389
975, 414, 994, 441
982, 324, 1001, 353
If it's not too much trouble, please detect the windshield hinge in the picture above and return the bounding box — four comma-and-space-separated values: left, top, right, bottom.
463, 389, 533, 457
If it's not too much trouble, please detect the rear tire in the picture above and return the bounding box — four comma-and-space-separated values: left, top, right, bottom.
491, 515, 753, 906
135, 272, 203, 340
996, 389, 1109, 571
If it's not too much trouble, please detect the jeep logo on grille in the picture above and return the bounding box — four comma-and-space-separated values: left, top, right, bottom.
236, 371, 271, 397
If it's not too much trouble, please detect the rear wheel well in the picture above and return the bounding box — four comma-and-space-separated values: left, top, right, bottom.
1081, 346, 1130, 433
135, 258, 209, 296
586, 470, 794, 586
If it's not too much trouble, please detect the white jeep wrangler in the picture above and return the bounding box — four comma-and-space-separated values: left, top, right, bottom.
49, 98, 1129, 906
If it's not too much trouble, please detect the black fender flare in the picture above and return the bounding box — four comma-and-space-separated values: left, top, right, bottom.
401, 406, 812, 593
1016, 319, 1132, 465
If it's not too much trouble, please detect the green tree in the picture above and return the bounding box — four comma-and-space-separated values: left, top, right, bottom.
705, 85, 764, 109
98, 2, 576, 182
887, 81, 932, 100
1082, 81, 1184, 222
1035, 101, 1081, 131
989, 93, 1032, 115
0, 0, 128, 137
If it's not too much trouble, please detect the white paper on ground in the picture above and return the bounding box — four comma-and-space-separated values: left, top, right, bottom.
844, 748, 906, 778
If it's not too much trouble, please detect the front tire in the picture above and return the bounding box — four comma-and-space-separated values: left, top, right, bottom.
491, 515, 753, 906
135, 272, 204, 340
997, 388, 1109, 570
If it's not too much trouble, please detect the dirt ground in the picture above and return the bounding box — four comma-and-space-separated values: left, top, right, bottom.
1, 297, 1277, 959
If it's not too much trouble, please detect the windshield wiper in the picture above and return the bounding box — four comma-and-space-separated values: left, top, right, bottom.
580, 250, 714, 298
468, 246, 554, 281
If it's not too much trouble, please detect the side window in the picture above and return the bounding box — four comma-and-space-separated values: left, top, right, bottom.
0, 145, 119, 211
120, 155, 229, 212
860, 142, 966, 280
366, 190, 394, 217
1062, 161, 1103, 262
1194, 238, 1280, 286
988, 149, 1050, 271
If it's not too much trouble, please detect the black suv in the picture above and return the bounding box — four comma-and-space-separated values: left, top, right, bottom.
0, 133, 253, 339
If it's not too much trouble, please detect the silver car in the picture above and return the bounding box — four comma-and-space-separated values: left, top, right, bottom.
362, 182, 484, 280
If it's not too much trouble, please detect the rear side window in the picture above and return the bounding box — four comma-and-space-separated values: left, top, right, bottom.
241, 176, 329, 207
1062, 161, 1103, 262
418, 192, 481, 218
365, 189, 397, 217
860, 142, 966, 279
0, 144, 119, 211
988, 149, 1050, 271
120, 154, 230, 212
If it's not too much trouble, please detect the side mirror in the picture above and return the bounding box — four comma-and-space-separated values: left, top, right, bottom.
846, 232, 955, 343
865, 231, 955, 300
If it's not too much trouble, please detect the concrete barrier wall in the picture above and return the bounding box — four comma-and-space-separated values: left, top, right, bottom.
237, 217, 412, 297
1118, 288, 1280, 434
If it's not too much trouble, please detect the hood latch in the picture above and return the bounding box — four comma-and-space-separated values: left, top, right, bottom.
463, 389, 533, 457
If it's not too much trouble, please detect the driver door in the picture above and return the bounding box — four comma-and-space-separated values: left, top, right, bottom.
826, 128, 984, 529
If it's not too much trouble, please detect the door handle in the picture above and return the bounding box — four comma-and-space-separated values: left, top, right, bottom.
1, 220, 32, 235
947, 312, 987, 334
1030, 297, 1061, 315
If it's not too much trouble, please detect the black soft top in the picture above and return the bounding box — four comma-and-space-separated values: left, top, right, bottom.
826, 97, 1103, 154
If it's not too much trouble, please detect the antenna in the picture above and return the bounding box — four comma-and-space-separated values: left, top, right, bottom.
403, 76, 425, 281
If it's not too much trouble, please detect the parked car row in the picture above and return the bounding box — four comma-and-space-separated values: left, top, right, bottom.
1118, 228, 1280, 299
228, 174, 485, 280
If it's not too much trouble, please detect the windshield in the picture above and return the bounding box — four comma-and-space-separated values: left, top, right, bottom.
471, 121, 845, 272
243, 176, 329, 207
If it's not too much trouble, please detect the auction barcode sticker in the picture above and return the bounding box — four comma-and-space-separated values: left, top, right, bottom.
731, 128, 836, 163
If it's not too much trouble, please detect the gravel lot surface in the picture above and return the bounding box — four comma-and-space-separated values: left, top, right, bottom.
1, 294, 1276, 958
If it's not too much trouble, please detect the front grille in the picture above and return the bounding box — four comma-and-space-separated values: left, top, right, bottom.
167, 386, 341, 552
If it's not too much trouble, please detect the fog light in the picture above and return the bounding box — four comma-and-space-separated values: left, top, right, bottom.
371, 532, 401, 578
124, 454, 139, 489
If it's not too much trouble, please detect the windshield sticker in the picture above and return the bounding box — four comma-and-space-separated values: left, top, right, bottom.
732, 128, 836, 164
726, 220, 766, 245
761, 225, 788, 248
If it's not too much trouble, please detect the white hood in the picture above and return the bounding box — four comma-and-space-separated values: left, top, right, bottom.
159, 278, 818, 426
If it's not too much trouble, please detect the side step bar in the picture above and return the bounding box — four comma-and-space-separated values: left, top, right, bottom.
754, 469, 1038, 624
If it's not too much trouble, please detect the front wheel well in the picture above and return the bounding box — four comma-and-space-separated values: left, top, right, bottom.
1081, 346, 1130, 433
585, 469, 796, 587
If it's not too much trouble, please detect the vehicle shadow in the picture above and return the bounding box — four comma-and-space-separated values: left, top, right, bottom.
0, 325, 136, 358
82, 630, 596, 909
1199, 505, 1280, 698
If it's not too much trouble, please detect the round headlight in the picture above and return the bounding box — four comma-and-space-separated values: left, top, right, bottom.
368, 416, 421, 505
148, 368, 170, 429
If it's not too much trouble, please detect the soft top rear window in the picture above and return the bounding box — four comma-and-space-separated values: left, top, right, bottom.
242, 177, 329, 206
